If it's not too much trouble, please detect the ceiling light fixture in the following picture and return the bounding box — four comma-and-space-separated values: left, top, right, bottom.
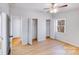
50, 8, 58, 13
54, 4, 58, 8
53, 9, 58, 13
50, 10, 54, 13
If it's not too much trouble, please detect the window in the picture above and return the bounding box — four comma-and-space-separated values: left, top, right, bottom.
56, 20, 65, 33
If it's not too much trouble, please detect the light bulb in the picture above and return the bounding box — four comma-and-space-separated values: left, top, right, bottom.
53, 9, 58, 13
49, 10, 54, 13
50, 9, 58, 13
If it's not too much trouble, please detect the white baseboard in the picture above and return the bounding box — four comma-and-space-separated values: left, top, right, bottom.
56, 39, 79, 48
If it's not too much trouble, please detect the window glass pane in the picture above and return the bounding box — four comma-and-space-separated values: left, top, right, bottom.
57, 20, 65, 33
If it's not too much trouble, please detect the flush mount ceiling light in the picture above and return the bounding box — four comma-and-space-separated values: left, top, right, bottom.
44, 3, 68, 13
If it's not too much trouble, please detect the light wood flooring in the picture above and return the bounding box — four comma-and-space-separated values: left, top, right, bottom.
11, 38, 79, 55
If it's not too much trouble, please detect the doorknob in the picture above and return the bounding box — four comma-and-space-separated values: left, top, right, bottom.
9, 35, 13, 38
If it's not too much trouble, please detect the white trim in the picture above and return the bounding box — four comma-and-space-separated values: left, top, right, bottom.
55, 18, 66, 33
54, 18, 66, 39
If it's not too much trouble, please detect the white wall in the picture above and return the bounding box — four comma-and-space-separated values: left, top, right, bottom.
10, 6, 53, 44
11, 16, 21, 37
28, 18, 33, 44
52, 9, 79, 47
38, 18, 46, 41
21, 17, 29, 44
0, 3, 9, 15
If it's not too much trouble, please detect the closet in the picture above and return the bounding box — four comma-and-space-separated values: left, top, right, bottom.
32, 19, 38, 42
21, 18, 46, 45
46, 20, 50, 38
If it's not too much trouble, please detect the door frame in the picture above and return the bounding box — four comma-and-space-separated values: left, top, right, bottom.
46, 19, 51, 38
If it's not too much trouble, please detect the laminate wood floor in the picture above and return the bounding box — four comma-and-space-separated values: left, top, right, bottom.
11, 38, 79, 55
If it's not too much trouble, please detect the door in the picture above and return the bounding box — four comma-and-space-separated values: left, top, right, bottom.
0, 14, 2, 54
0, 12, 10, 55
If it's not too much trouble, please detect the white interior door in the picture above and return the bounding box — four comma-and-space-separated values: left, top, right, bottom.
1, 12, 10, 55
0, 15, 2, 54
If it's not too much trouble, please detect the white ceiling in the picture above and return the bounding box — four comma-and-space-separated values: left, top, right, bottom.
9, 3, 79, 13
